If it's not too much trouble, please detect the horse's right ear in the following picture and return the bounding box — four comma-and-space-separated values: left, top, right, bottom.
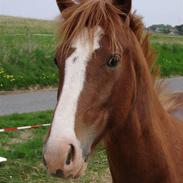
56, 0, 80, 12
113, 0, 132, 16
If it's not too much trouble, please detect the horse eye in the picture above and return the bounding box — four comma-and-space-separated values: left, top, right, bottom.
106, 55, 120, 68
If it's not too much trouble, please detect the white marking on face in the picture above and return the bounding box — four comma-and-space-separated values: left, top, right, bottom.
48, 26, 103, 145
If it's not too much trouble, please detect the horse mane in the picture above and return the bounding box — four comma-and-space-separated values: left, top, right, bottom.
129, 13, 158, 74
59, 0, 158, 72
128, 13, 183, 115
59, 0, 126, 56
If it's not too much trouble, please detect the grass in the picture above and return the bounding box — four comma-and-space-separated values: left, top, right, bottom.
0, 111, 110, 183
151, 33, 183, 45
151, 33, 183, 76
0, 16, 183, 91
0, 16, 58, 91
154, 44, 183, 76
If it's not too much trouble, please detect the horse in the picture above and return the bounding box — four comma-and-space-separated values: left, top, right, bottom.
43, 0, 183, 182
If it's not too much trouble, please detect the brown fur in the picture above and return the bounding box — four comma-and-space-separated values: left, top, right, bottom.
104, 29, 183, 182
128, 13, 159, 80
57, 0, 182, 114
58, 1, 157, 73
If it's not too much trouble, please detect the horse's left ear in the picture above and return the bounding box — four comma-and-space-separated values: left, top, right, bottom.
113, 0, 132, 16
56, 0, 80, 12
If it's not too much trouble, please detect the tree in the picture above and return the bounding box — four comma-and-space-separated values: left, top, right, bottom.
175, 25, 183, 35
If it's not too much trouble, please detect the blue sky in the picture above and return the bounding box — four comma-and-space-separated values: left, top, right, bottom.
0, 0, 182, 26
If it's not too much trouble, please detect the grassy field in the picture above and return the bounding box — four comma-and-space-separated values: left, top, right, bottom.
151, 33, 183, 45
0, 16, 58, 91
0, 16, 183, 91
151, 33, 183, 76
0, 111, 111, 183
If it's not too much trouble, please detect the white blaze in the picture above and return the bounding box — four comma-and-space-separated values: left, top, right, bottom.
49, 27, 103, 143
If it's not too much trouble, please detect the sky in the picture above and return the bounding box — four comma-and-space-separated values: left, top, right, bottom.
0, 0, 182, 26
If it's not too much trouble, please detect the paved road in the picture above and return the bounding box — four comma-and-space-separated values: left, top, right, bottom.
0, 90, 57, 116
162, 77, 183, 92
0, 77, 183, 116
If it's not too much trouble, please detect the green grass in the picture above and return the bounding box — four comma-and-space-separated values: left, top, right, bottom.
0, 111, 110, 183
151, 33, 183, 45
0, 16, 183, 91
154, 44, 183, 76
0, 16, 58, 91
151, 33, 183, 76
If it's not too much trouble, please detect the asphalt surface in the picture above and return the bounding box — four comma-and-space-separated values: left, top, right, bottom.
0, 77, 183, 116
0, 90, 57, 116
162, 77, 183, 92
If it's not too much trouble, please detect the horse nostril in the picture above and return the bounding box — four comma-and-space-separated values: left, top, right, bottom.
56, 169, 64, 177
52, 169, 64, 178
66, 144, 75, 165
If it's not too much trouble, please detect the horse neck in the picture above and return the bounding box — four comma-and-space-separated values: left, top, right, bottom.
104, 35, 182, 183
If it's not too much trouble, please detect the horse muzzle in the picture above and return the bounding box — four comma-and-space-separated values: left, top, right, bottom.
43, 137, 88, 179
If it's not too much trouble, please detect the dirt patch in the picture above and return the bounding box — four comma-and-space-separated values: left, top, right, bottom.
3, 131, 32, 150
100, 168, 112, 183
10, 131, 32, 144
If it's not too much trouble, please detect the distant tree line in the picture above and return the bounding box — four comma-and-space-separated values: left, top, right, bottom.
147, 24, 183, 35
